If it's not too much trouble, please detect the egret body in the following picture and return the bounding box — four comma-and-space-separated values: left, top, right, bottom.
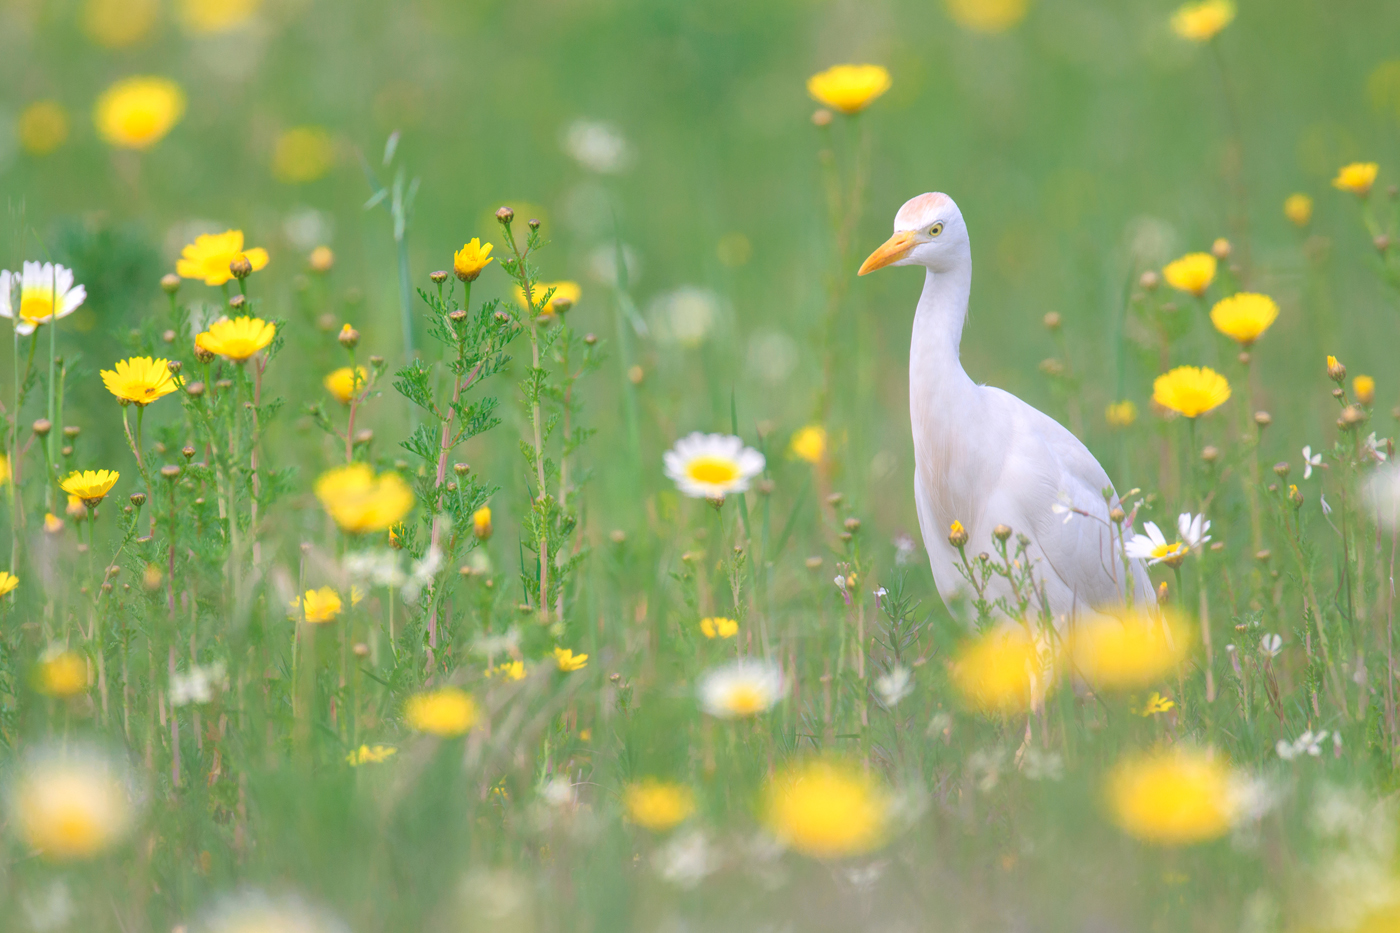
860, 193, 1153, 623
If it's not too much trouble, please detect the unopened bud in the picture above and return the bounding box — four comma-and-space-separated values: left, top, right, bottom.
494, 311, 510, 324
449, 308, 467, 323
430, 270, 449, 285
1254, 411, 1271, 428
229, 257, 253, 280
338, 325, 360, 349
352, 643, 370, 658
1273, 462, 1290, 478
63, 425, 80, 439
1138, 270, 1160, 291
812, 109, 833, 127
161, 273, 181, 294
550, 297, 573, 314
160, 464, 181, 481
194, 345, 216, 364
309, 246, 334, 273
1201, 445, 1220, 463
528, 218, 540, 232
495, 206, 515, 225
1327, 356, 1346, 383
182, 445, 195, 460
1109, 506, 1125, 523
185, 381, 205, 397
843, 517, 861, 532
167, 360, 182, 375
1211, 237, 1231, 259
354, 429, 374, 445
584, 332, 597, 345
992, 524, 1012, 542
1340, 405, 1365, 428
228, 294, 246, 311
1042, 312, 1062, 330
32, 419, 51, 437
162, 329, 176, 343
130, 492, 146, 507
453, 462, 470, 476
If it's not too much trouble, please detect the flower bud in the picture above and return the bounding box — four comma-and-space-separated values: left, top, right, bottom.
130, 492, 146, 507
61, 445, 72, 457
449, 308, 467, 323
453, 462, 470, 476
843, 517, 861, 532
1109, 506, 1125, 523
948, 521, 969, 549
430, 270, 449, 285
1254, 410, 1272, 428
338, 324, 360, 349
550, 297, 573, 314
1273, 461, 1290, 478
495, 206, 515, 225
228, 293, 246, 311
185, 381, 205, 397
992, 523, 1012, 542
1340, 405, 1365, 429
63, 425, 80, 438
32, 419, 51, 437
167, 360, 182, 375
1042, 312, 1062, 330
1327, 355, 1346, 383
1289, 484, 1304, 509
528, 218, 541, 232
160, 464, 181, 481
161, 273, 181, 294
229, 256, 253, 280
309, 246, 334, 273
194, 345, 216, 364
1211, 238, 1231, 259
584, 332, 598, 345
162, 329, 176, 343
1138, 270, 1159, 291
354, 429, 374, 445
182, 445, 195, 460
494, 311, 511, 325
1201, 445, 1220, 464
352, 643, 370, 658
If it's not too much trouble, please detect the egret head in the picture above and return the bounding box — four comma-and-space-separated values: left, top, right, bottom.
858, 193, 969, 276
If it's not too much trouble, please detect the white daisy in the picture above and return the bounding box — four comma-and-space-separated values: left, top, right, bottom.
1123, 521, 1189, 567
0, 262, 86, 336
1302, 446, 1322, 480
698, 659, 784, 719
663, 432, 765, 500
1177, 512, 1211, 551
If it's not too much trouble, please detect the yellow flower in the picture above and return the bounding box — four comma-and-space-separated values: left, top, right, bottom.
1284, 193, 1313, 227
486, 660, 526, 681
1170, 0, 1235, 41
272, 126, 335, 184
453, 239, 494, 282
94, 77, 185, 151
950, 627, 1050, 714
35, 647, 88, 697
82, 0, 159, 48
1333, 162, 1379, 197
700, 617, 738, 639
1209, 293, 1279, 347
948, 519, 968, 547
12, 748, 135, 860
59, 469, 119, 507
764, 760, 888, 858
323, 367, 367, 404
554, 647, 588, 672
624, 780, 696, 831
1107, 747, 1237, 845
472, 506, 492, 540
1162, 253, 1217, 297
517, 281, 581, 317
789, 425, 827, 464
1105, 400, 1138, 429
346, 744, 398, 766
66, 495, 87, 519
1070, 614, 1193, 689
309, 246, 334, 273
195, 316, 276, 361
43, 514, 64, 534
178, 231, 269, 287
314, 464, 415, 534
1354, 375, 1376, 406
806, 65, 892, 115
179, 0, 261, 33
1153, 366, 1231, 418
0, 571, 17, 596
944, 0, 1030, 33
1139, 692, 1176, 716
291, 586, 342, 624
0, 454, 9, 487
101, 356, 181, 406
18, 102, 69, 156
404, 687, 478, 736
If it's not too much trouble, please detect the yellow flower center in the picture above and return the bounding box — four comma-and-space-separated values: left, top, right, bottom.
19, 291, 55, 324
723, 683, 767, 715
1151, 542, 1187, 560
686, 457, 740, 486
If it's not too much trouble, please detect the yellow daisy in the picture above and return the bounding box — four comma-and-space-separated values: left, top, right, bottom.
101, 356, 181, 406
1162, 253, 1217, 297
1170, 0, 1235, 42
323, 366, 367, 404
94, 76, 185, 150
1107, 747, 1238, 845
764, 760, 888, 858
1153, 366, 1231, 418
59, 469, 119, 507
195, 316, 276, 361
1333, 162, 1379, 197
453, 239, 494, 282
1209, 293, 1279, 347
623, 780, 695, 831
404, 687, 477, 736
314, 464, 414, 534
177, 230, 269, 287
806, 64, 892, 115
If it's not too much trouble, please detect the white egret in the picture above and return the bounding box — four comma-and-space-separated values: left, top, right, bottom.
859, 192, 1154, 624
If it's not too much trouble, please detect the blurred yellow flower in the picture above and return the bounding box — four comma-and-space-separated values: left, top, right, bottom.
472, 506, 492, 540
1107, 747, 1237, 845
1170, 0, 1235, 42
94, 77, 185, 151
12, 749, 134, 860
518, 281, 581, 317
1162, 253, 1217, 297
554, 647, 588, 672
1209, 293, 1279, 347
944, 0, 1030, 33
1283, 193, 1313, 227
101, 356, 181, 406
1333, 162, 1379, 197
346, 744, 397, 766
404, 687, 478, 736
1070, 614, 1192, 689
309, 246, 334, 273
807, 64, 892, 115
60, 469, 119, 507
272, 126, 336, 184
35, 648, 88, 697
196, 316, 276, 361
66, 495, 88, 519
454, 239, 494, 282
1354, 375, 1376, 406
1105, 400, 1138, 429
83, 0, 159, 48
700, 616, 738, 639
0, 571, 17, 596
1139, 692, 1176, 716
315, 464, 415, 534
18, 102, 69, 156
624, 780, 695, 831
292, 586, 342, 624
323, 366, 367, 404
179, 0, 261, 33
485, 660, 526, 681
764, 760, 888, 858
0, 453, 9, 487
178, 231, 269, 287
1153, 366, 1230, 418
951, 627, 1050, 714
43, 513, 64, 534
790, 425, 827, 464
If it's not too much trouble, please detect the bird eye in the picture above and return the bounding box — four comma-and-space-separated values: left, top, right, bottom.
929, 223, 944, 237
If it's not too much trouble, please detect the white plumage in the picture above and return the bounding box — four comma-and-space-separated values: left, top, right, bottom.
859, 192, 1153, 624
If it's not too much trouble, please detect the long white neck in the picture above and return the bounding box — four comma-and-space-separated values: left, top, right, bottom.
909, 256, 975, 403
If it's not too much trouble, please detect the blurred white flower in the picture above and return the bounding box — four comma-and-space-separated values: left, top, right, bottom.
10, 744, 139, 861
842, 861, 886, 892
343, 549, 406, 588
401, 545, 443, 603
21, 880, 74, 933
1178, 512, 1211, 551
1277, 730, 1329, 761
1019, 746, 1064, 782
663, 433, 765, 500
1303, 446, 1322, 479
282, 207, 333, 252
968, 748, 1006, 792
1369, 464, 1400, 530
746, 331, 797, 385
195, 889, 349, 933
698, 659, 784, 718
586, 242, 641, 288
563, 119, 632, 174
893, 533, 917, 565
170, 661, 228, 707
874, 665, 913, 707
472, 628, 521, 659
1259, 633, 1282, 658
540, 777, 577, 808
647, 286, 723, 348
652, 829, 719, 888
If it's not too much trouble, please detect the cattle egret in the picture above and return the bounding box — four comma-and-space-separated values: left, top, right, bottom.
859, 192, 1153, 624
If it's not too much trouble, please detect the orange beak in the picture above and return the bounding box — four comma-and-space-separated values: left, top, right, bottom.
858, 230, 918, 276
